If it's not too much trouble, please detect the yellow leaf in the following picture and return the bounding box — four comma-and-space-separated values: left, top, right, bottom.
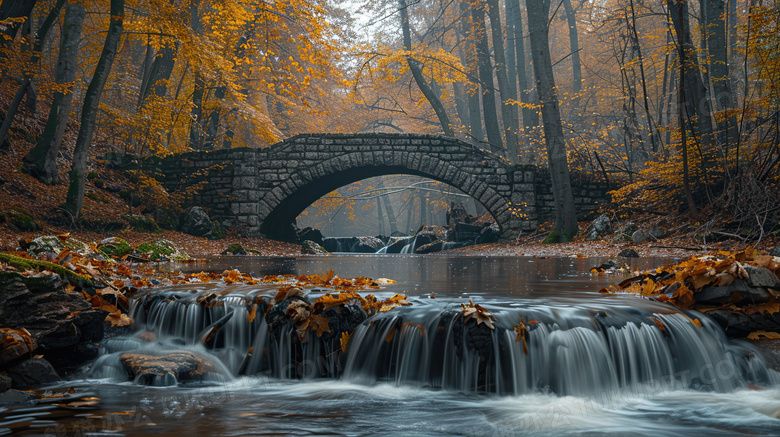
747, 331, 780, 340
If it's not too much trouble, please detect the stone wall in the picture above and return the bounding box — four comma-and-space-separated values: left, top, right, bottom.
146, 133, 615, 239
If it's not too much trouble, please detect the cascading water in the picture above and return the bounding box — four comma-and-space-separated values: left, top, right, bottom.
89, 286, 776, 396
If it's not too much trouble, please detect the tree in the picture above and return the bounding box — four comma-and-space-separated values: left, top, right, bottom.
486, 0, 518, 161
22, 2, 85, 184
64, 0, 124, 219
471, 0, 504, 154
526, 0, 578, 240
398, 0, 453, 136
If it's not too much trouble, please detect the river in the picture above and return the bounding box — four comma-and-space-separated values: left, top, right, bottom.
16, 255, 780, 436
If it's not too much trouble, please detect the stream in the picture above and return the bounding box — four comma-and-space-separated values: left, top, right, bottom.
14, 255, 780, 436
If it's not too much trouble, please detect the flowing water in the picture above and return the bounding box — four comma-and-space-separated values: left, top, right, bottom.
16, 256, 780, 436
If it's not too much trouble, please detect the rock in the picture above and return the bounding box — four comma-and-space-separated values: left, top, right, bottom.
297, 227, 324, 245
135, 239, 190, 261
0, 271, 105, 375
769, 246, 780, 257
121, 214, 160, 233
180, 207, 212, 237
1, 210, 42, 232
0, 389, 36, 404
613, 222, 638, 242
301, 240, 328, 255
119, 351, 223, 386
476, 224, 499, 244
22, 235, 64, 257
0, 374, 11, 393
0, 328, 38, 367
618, 249, 639, 257
221, 243, 248, 255
707, 308, 780, 338
632, 229, 651, 244
7, 358, 60, 387
415, 240, 444, 254
384, 237, 412, 253
98, 237, 131, 257
744, 265, 780, 289
695, 279, 772, 305
351, 236, 384, 253
648, 227, 666, 240
585, 214, 612, 241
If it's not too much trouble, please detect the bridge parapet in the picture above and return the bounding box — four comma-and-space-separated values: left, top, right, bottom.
146, 133, 613, 240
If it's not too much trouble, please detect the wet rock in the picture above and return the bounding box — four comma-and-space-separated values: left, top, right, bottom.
119, 351, 223, 385
695, 279, 772, 305
297, 227, 324, 245
0, 374, 11, 393
352, 236, 384, 253
618, 249, 639, 258
383, 237, 412, 253
319, 304, 366, 343
180, 206, 212, 237
21, 235, 64, 257
632, 230, 651, 244
301, 240, 328, 255
0, 329, 37, 367
0, 272, 105, 375
415, 240, 444, 254
707, 309, 780, 338
0, 389, 36, 404
585, 214, 612, 241
744, 265, 780, 289
7, 358, 60, 388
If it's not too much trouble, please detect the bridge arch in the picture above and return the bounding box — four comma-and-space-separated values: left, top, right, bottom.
258, 147, 513, 238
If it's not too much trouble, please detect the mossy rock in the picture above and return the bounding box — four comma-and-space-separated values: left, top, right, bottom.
135, 239, 190, 261
208, 221, 227, 240
122, 214, 162, 234
23, 235, 65, 256
99, 237, 131, 257
1, 210, 42, 232
0, 252, 92, 286
221, 243, 261, 255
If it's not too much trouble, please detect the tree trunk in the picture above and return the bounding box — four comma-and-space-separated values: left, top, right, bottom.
63, 0, 124, 219
526, 0, 578, 240
627, 0, 658, 154
703, 0, 738, 160
508, 0, 538, 132
0, 0, 66, 148
562, 0, 582, 108
486, 0, 518, 162
22, 2, 84, 184
676, 0, 699, 219
398, 0, 453, 136
471, 0, 504, 154
458, 0, 484, 142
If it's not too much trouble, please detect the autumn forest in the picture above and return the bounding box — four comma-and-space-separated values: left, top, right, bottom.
0, 0, 778, 243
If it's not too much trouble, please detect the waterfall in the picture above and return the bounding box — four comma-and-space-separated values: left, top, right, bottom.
90, 290, 776, 396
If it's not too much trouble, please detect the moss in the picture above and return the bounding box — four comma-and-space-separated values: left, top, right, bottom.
2, 210, 43, 232
0, 252, 92, 286
542, 230, 561, 244
208, 221, 226, 240
87, 172, 99, 180
99, 237, 131, 257
222, 243, 247, 255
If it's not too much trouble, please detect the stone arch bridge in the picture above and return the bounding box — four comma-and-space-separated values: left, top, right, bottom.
147, 134, 612, 240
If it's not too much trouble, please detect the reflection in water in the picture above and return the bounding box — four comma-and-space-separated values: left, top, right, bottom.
173, 255, 672, 297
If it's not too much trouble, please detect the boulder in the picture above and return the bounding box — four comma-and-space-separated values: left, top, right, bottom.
6, 358, 60, 388
119, 351, 224, 386
632, 229, 651, 244
180, 206, 212, 237
301, 240, 328, 255
585, 214, 612, 241
98, 237, 131, 257
613, 222, 638, 242
135, 239, 190, 261
707, 308, 780, 338
744, 265, 780, 289
476, 224, 500, 244
694, 279, 772, 305
0, 374, 11, 393
618, 249, 639, 258
21, 235, 64, 257
352, 236, 384, 253
384, 237, 412, 253
769, 246, 780, 257
0, 389, 36, 404
0, 329, 37, 368
648, 227, 666, 240
221, 243, 248, 255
